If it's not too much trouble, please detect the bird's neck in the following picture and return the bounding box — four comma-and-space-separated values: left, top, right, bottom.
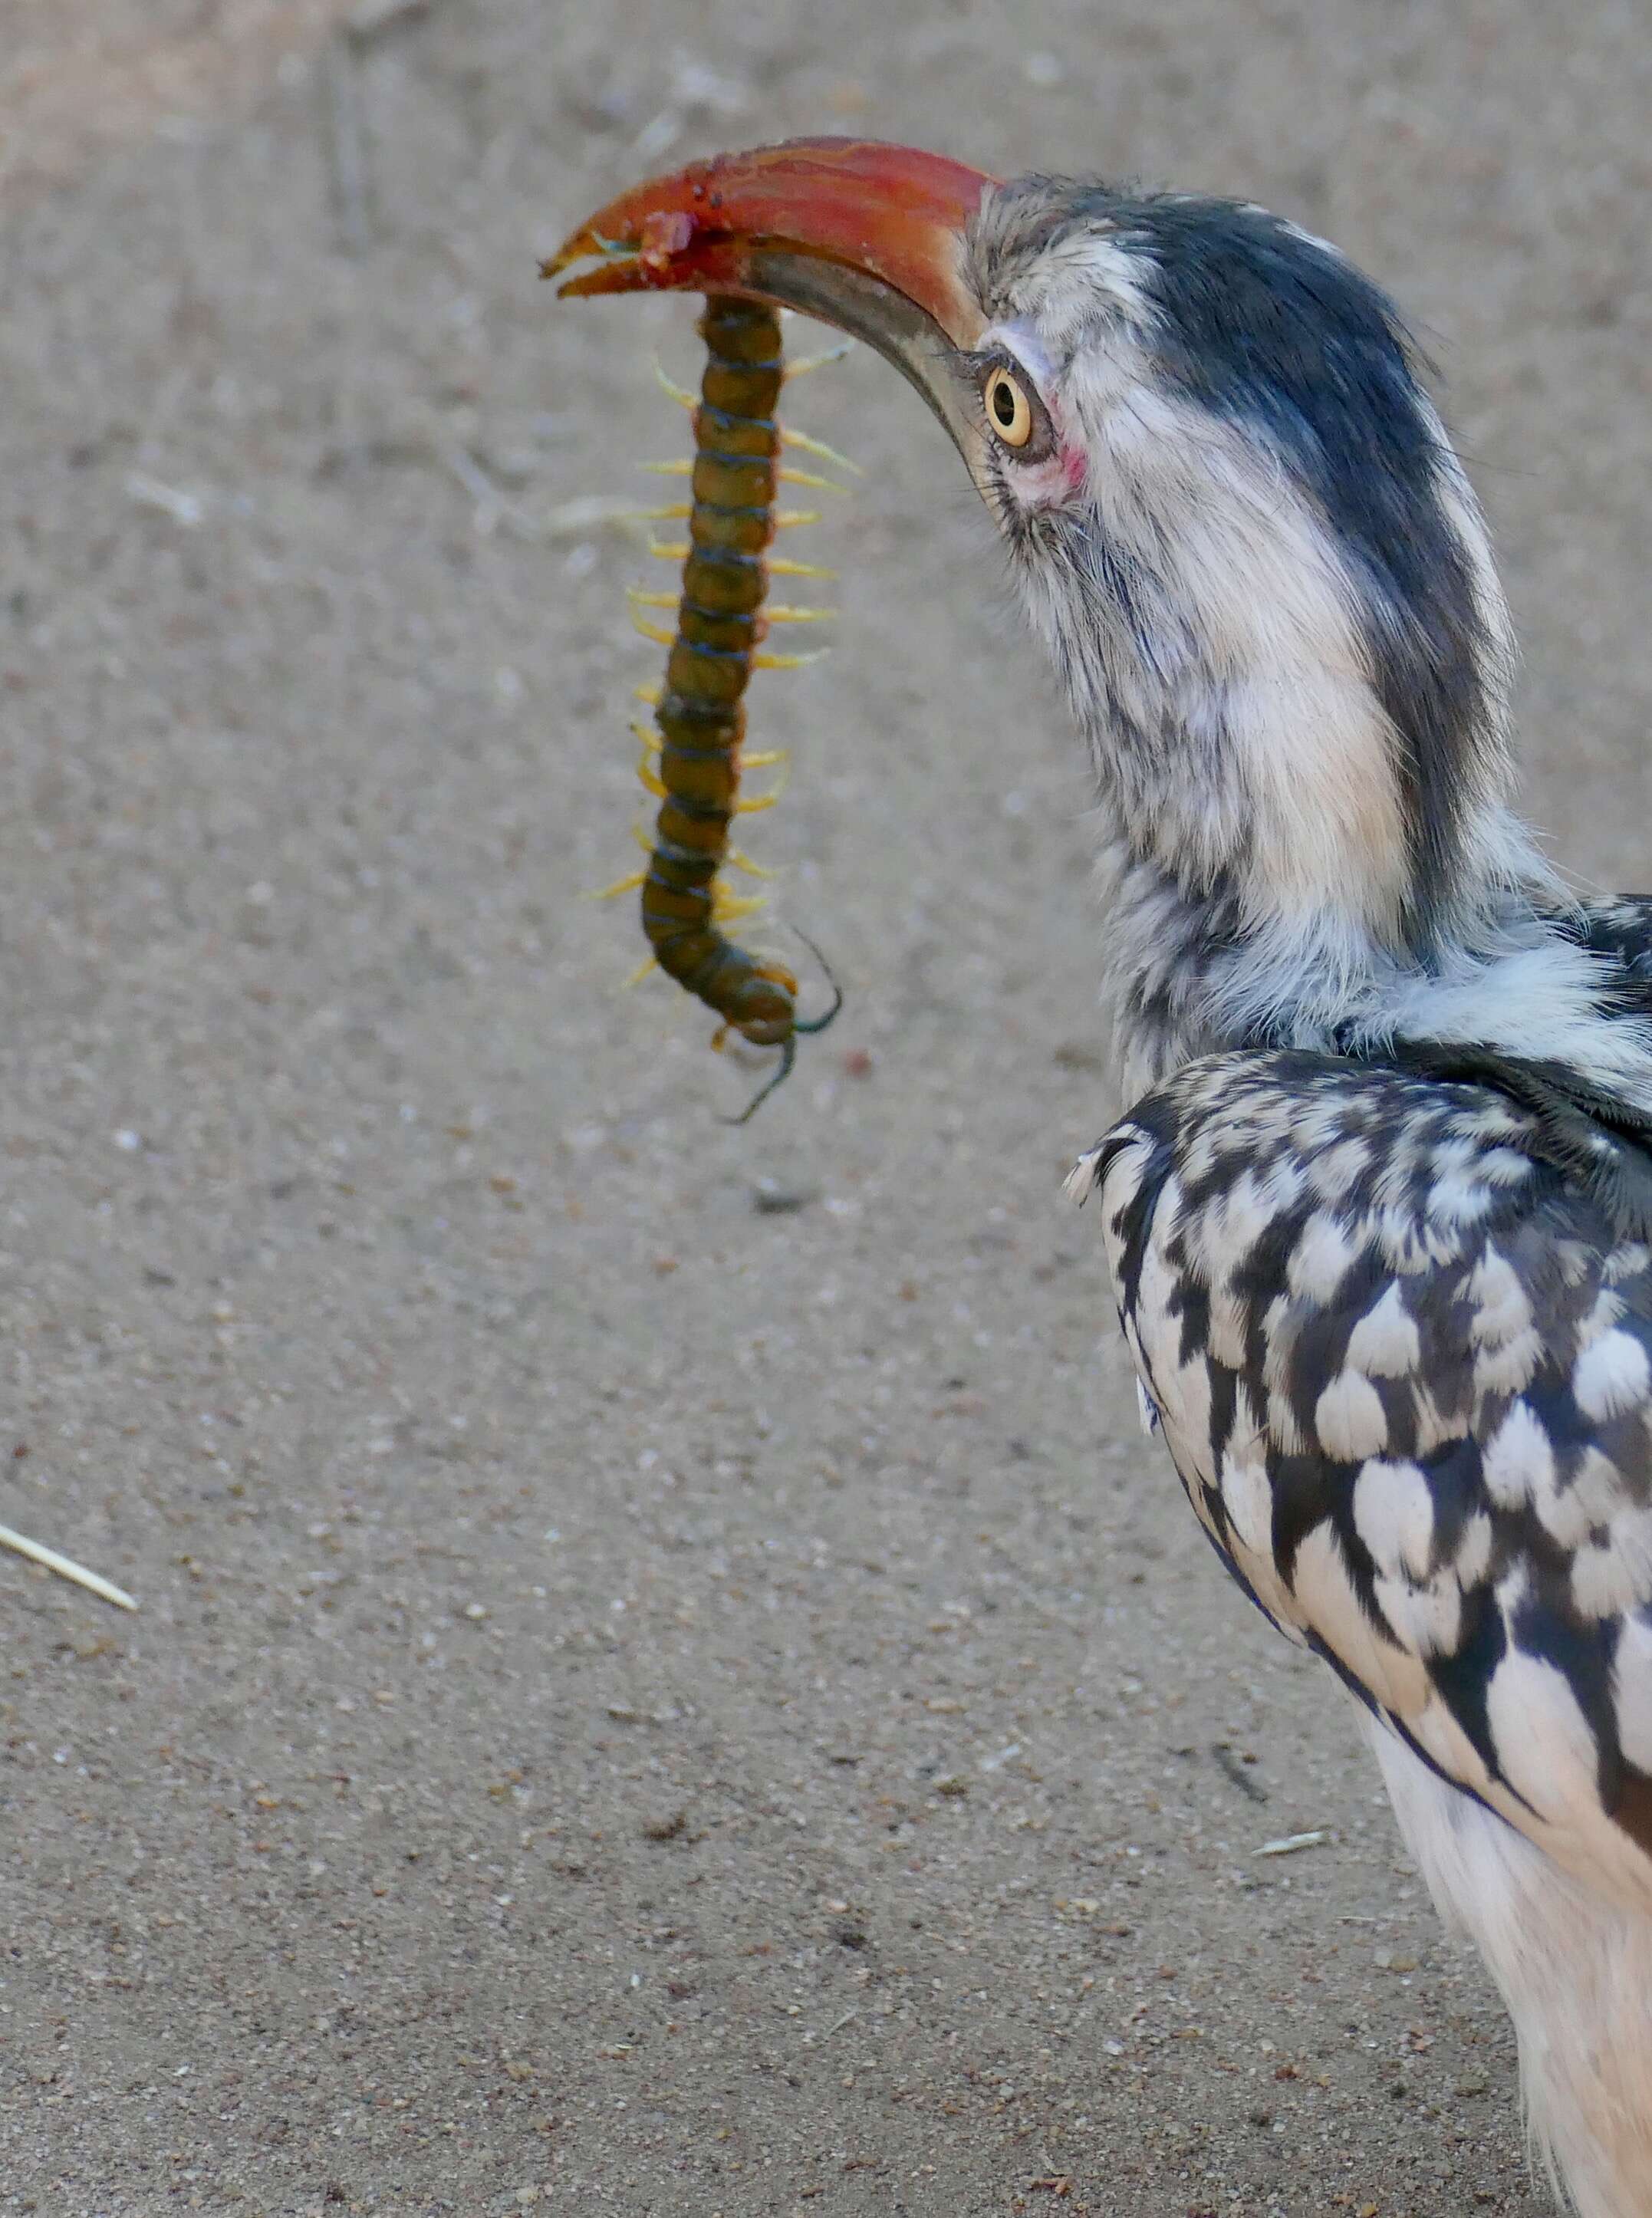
1048, 529, 1609, 1099
1004, 412, 1652, 1100
1095, 827, 1652, 1109
1002, 380, 1652, 1104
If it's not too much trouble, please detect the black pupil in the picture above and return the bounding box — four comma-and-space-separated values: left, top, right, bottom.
992, 377, 1018, 427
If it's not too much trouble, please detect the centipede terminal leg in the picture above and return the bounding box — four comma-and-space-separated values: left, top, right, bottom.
790, 929, 844, 1036
721, 1034, 797, 1127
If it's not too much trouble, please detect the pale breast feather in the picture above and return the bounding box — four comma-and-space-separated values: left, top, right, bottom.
1078, 1048, 1652, 1914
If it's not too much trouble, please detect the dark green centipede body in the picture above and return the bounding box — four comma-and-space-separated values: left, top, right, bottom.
643, 296, 837, 1118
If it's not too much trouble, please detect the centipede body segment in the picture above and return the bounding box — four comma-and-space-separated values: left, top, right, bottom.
621, 295, 841, 1121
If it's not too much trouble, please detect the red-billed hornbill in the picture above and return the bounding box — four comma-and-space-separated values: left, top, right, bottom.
551, 140, 1652, 2213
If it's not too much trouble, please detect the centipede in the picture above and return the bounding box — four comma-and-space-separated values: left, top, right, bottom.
596, 295, 845, 1122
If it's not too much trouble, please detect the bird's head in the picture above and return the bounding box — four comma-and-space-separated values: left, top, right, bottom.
551, 139, 1542, 1061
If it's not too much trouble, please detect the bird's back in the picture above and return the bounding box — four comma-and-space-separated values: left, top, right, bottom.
1564, 893, 1652, 1010
1079, 1045, 1652, 1919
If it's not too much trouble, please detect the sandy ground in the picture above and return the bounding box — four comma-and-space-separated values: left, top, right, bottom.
1, 2, 1650, 2213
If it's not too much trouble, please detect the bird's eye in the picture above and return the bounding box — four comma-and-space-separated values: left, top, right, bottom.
983, 365, 1035, 448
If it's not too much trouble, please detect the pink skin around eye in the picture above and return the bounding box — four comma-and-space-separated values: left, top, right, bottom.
1011, 432, 1085, 509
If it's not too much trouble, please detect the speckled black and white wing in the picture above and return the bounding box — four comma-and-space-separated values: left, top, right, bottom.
1564, 895, 1652, 1005
1074, 1048, 1652, 1916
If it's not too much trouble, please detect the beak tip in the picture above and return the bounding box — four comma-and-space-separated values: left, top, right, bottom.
545, 137, 995, 339
544, 206, 704, 295
541, 225, 610, 284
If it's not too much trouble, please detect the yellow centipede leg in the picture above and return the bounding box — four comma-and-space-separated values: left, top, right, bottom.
753, 647, 828, 670
734, 756, 789, 809
637, 759, 670, 799
783, 341, 853, 379
740, 747, 788, 768
633, 681, 663, 706
630, 610, 677, 647
579, 501, 694, 525
629, 719, 661, 753
585, 869, 646, 900
723, 847, 777, 879
627, 586, 680, 612
773, 508, 822, 529
647, 538, 690, 561
782, 426, 862, 476
765, 604, 835, 624
711, 886, 767, 925
777, 466, 847, 494
653, 360, 697, 410
639, 459, 693, 477
768, 556, 838, 579
624, 955, 660, 988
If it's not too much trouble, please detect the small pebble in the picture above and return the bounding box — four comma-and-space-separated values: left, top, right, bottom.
753, 1180, 815, 1215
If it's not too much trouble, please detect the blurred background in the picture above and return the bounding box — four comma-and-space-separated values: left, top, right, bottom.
1, 3, 1647, 2211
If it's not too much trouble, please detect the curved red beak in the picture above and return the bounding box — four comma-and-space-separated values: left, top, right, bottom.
545, 137, 998, 451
